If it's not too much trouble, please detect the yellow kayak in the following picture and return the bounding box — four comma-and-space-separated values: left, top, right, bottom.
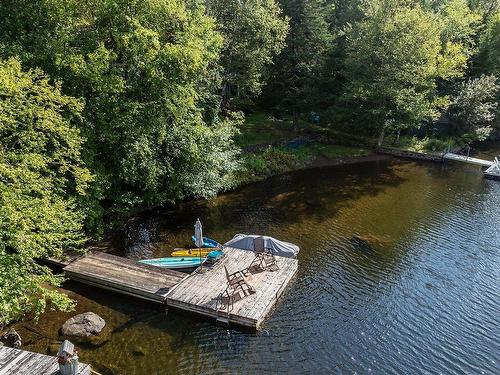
171, 247, 217, 257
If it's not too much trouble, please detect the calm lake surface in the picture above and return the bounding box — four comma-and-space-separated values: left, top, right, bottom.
17, 146, 500, 374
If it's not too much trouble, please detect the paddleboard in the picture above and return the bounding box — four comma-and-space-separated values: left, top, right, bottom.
171, 248, 216, 257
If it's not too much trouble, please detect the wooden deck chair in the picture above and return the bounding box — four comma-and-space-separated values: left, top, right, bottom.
250, 236, 278, 271
224, 266, 255, 296
216, 267, 256, 313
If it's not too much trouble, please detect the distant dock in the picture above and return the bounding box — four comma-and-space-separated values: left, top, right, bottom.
377, 147, 500, 181
0, 346, 90, 375
443, 153, 494, 167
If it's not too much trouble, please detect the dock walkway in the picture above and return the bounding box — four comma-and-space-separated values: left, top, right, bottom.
443, 153, 493, 167
0, 346, 90, 375
166, 247, 298, 329
63, 252, 186, 303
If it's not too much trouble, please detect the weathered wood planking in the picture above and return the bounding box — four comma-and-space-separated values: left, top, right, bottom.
0, 346, 90, 375
43, 252, 81, 268
166, 247, 298, 330
63, 252, 186, 303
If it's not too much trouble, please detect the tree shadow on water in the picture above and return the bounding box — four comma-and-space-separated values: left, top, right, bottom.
111, 160, 407, 256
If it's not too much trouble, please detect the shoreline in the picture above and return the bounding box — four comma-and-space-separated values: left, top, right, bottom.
308, 152, 391, 168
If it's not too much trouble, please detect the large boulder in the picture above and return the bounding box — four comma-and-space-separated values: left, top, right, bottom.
61, 312, 108, 346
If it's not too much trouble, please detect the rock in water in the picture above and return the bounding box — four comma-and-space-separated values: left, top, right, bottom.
61, 312, 107, 345
1, 328, 22, 348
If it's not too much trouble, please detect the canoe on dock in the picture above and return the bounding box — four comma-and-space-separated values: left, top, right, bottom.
191, 236, 220, 248
139, 257, 204, 269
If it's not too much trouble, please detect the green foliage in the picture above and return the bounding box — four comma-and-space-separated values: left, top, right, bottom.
0, 0, 241, 223
388, 135, 458, 153
477, 12, 500, 76
437, 0, 481, 57
409, 137, 456, 153
235, 112, 304, 146
240, 147, 307, 181
448, 74, 499, 140
0, 58, 91, 323
207, 0, 289, 98
264, 0, 333, 127
344, 0, 469, 142
311, 144, 369, 158
469, 0, 499, 20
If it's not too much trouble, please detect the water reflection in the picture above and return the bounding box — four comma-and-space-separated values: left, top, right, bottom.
15, 155, 500, 375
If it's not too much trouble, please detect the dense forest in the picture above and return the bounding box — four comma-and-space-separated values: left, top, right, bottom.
0, 0, 499, 323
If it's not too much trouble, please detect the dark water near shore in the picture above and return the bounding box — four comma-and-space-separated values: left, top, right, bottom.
17, 146, 500, 374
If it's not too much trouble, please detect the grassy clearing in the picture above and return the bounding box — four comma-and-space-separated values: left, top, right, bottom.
309, 144, 369, 158
383, 136, 460, 154
231, 112, 374, 186
235, 143, 371, 185
235, 112, 309, 147
237, 146, 312, 183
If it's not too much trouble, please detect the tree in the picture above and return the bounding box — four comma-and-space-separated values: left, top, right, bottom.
448, 74, 499, 140
469, 0, 499, 20
0, 0, 240, 225
344, 0, 468, 145
477, 12, 500, 76
206, 0, 289, 104
437, 0, 481, 58
265, 0, 333, 130
0, 58, 91, 323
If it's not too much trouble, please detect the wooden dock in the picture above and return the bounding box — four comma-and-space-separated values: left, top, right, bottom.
166, 247, 298, 330
49, 248, 298, 329
63, 252, 186, 303
443, 153, 493, 167
0, 346, 90, 375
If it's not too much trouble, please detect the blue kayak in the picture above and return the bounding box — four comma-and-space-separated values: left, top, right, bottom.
191, 236, 220, 248
139, 257, 204, 269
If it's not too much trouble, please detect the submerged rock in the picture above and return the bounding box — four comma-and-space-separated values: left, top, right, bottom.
1, 328, 22, 348
132, 345, 146, 356
47, 342, 61, 355
61, 312, 109, 345
350, 235, 375, 253
94, 363, 121, 375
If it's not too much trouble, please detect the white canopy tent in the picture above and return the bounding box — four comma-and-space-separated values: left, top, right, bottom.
224, 234, 300, 258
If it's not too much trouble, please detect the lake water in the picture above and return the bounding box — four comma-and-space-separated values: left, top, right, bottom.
16, 147, 500, 374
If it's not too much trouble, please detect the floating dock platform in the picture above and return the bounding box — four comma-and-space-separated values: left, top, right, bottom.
0, 346, 90, 375
63, 251, 186, 303
53, 248, 297, 330
166, 247, 298, 330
